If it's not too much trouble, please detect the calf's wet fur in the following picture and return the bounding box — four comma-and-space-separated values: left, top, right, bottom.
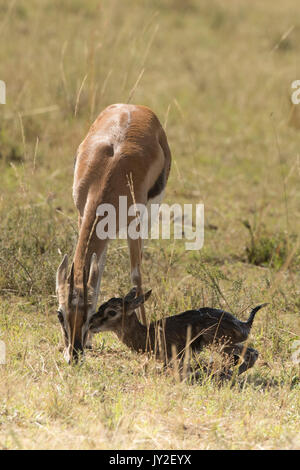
89, 288, 267, 378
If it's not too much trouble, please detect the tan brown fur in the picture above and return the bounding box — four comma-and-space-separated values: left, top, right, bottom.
56, 104, 171, 362
73, 104, 170, 281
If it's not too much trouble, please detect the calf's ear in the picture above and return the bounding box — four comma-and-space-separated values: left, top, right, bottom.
125, 290, 152, 314
124, 287, 138, 303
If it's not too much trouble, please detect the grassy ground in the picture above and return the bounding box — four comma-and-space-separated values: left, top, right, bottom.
0, 0, 300, 449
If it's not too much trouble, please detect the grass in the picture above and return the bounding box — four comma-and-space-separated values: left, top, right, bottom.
0, 0, 300, 449
242, 219, 299, 269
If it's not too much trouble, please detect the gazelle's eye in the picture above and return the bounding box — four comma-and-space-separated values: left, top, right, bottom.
107, 310, 117, 317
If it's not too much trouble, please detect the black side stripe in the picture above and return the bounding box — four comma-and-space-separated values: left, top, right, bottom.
147, 168, 165, 200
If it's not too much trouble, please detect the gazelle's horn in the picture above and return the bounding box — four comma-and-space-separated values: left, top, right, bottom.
83, 266, 88, 321
68, 263, 74, 306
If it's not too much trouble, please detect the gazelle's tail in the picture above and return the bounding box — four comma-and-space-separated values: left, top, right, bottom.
245, 303, 268, 329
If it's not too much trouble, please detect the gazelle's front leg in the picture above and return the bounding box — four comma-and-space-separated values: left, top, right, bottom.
86, 243, 108, 349
127, 236, 147, 325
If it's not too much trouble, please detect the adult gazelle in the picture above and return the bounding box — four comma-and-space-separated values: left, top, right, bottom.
56, 104, 171, 363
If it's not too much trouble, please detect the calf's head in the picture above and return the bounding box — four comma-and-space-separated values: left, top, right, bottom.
89, 288, 152, 333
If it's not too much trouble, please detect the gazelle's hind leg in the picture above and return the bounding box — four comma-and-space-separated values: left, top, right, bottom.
86, 243, 108, 349
224, 344, 259, 376
190, 344, 259, 384
127, 236, 147, 325
126, 190, 165, 326
236, 346, 259, 375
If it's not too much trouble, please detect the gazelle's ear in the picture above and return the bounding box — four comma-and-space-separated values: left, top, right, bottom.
88, 253, 99, 290
56, 254, 68, 290
124, 287, 138, 303
125, 290, 152, 314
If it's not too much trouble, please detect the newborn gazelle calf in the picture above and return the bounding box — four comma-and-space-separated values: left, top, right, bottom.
89, 288, 267, 378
